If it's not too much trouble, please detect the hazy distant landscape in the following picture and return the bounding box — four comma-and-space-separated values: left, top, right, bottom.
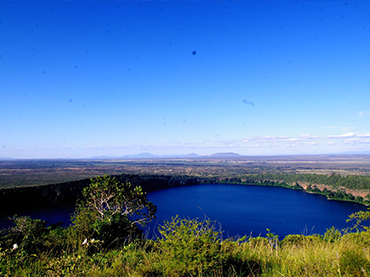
1, 154, 370, 187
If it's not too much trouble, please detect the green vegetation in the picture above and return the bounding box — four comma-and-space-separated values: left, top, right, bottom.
1, 176, 370, 276
1, 171, 369, 214
240, 174, 370, 205
70, 175, 156, 249
2, 155, 370, 188
248, 172, 370, 191
305, 184, 367, 203
2, 156, 370, 207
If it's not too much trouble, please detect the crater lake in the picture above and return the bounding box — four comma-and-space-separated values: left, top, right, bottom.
0, 183, 367, 239
145, 184, 368, 239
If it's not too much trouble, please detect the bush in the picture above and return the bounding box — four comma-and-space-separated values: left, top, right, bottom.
221, 239, 262, 276
323, 226, 342, 242
0, 216, 66, 256
155, 216, 222, 276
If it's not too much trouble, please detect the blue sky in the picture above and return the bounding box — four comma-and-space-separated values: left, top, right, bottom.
1, 1, 370, 159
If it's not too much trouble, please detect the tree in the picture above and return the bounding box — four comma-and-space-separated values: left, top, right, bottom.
70, 175, 156, 248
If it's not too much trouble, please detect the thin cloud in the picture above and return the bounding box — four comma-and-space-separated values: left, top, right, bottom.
345, 138, 370, 145
242, 136, 289, 144
326, 132, 370, 146
285, 138, 301, 142
344, 138, 360, 144
252, 136, 288, 141
299, 134, 319, 139
328, 132, 370, 139
328, 132, 356, 139
242, 99, 255, 107
358, 111, 370, 118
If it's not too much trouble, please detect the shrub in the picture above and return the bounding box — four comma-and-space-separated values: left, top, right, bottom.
155, 216, 222, 276
281, 234, 323, 247
323, 226, 342, 242
221, 239, 262, 276
0, 216, 67, 256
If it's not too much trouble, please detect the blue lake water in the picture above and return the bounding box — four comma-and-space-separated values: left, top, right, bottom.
0, 203, 76, 230
145, 184, 368, 239
0, 184, 367, 239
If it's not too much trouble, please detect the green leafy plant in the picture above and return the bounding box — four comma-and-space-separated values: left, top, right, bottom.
69, 175, 156, 249
155, 215, 222, 276
266, 228, 279, 251
347, 209, 370, 232
324, 226, 342, 242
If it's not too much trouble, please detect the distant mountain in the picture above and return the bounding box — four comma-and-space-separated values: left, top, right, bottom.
91, 152, 250, 160
209, 152, 241, 158
122, 153, 157, 159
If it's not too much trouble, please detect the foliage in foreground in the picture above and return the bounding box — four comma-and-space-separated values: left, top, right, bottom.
69, 175, 156, 250
1, 215, 370, 276
1, 176, 370, 276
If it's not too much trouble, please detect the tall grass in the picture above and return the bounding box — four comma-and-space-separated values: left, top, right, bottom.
1, 216, 370, 276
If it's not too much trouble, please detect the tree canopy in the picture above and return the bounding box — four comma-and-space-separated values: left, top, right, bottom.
71, 175, 156, 248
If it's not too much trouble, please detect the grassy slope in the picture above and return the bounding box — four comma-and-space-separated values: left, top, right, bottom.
2, 221, 370, 276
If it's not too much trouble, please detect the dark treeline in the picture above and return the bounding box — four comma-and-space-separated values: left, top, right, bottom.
0, 178, 90, 210
1, 172, 370, 210
245, 173, 370, 191
0, 174, 211, 210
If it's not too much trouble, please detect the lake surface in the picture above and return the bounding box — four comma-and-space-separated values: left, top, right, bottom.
0, 184, 367, 239
146, 184, 368, 239
0, 203, 76, 230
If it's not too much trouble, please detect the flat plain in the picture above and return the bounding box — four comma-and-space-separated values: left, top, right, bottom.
1, 155, 370, 189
